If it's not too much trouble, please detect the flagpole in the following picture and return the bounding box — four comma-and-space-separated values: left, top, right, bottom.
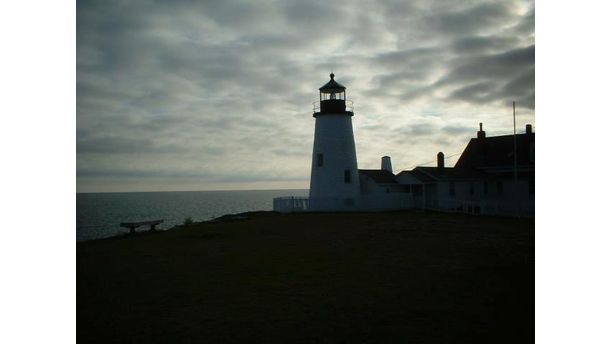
513, 101, 518, 217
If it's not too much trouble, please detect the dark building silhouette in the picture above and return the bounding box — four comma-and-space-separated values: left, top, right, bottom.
396, 123, 535, 216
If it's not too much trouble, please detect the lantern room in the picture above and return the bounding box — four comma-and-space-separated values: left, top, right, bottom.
314, 73, 353, 117
319, 73, 346, 101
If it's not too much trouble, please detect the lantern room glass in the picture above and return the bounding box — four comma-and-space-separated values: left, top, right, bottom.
320, 91, 346, 101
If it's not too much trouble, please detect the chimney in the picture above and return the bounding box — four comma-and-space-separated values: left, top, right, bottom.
381, 156, 393, 173
477, 122, 486, 139
437, 152, 444, 169
526, 124, 533, 134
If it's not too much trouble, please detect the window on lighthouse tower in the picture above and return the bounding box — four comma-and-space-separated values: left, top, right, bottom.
317, 153, 324, 167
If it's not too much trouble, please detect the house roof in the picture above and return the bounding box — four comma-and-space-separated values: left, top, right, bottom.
358, 169, 397, 184
394, 131, 535, 183
397, 167, 475, 182
454, 133, 535, 172
415, 167, 462, 180
396, 169, 436, 183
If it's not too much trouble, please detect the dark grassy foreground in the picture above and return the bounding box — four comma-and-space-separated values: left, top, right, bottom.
77, 211, 534, 343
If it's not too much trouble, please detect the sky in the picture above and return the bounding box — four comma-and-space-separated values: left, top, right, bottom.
76, 0, 535, 193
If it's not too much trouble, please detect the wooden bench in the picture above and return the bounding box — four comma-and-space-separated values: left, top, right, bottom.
119, 219, 164, 234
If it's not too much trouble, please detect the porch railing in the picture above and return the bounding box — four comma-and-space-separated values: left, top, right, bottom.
420, 198, 534, 217
273, 197, 309, 213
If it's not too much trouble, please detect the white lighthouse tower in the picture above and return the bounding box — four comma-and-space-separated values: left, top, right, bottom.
308, 73, 361, 211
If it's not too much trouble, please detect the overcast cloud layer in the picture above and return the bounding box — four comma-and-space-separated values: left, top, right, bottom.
77, 0, 535, 192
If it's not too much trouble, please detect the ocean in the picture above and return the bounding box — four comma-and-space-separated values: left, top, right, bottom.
76, 189, 308, 241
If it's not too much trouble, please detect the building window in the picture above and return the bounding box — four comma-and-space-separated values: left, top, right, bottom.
469, 182, 474, 196
317, 153, 324, 167
413, 184, 423, 196
449, 182, 455, 197
528, 180, 535, 195
483, 181, 489, 195
497, 181, 504, 195
344, 170, 351, 183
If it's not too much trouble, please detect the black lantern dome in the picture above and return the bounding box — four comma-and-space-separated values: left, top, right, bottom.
319, 73, 346, 93
313, 73, 353, 117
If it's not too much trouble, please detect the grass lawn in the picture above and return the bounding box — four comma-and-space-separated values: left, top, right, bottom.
77, 211, 534, 343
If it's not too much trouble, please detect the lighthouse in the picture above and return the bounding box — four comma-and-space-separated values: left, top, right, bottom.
308, 73, 361, 211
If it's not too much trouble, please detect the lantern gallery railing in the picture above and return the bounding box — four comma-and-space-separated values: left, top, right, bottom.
312, 100, 354, 114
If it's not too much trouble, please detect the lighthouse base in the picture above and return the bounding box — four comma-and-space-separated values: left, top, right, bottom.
307, 196, 360, 212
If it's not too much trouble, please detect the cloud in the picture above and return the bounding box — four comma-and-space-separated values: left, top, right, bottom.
423, 2, 515, 36
77, 0, 535, 192
445, 45, 535, 82
442, 45, 535, 108
451, 35, 520, 55
442, 125, 476, 135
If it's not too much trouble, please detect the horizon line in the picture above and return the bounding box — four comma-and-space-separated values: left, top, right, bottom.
76, 187, 310, 194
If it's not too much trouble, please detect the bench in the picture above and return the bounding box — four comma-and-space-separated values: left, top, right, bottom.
119, 219, 164, 234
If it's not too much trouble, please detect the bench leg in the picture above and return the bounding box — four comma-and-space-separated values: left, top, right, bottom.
150, 224, 156, 231
130, 226, 136, 234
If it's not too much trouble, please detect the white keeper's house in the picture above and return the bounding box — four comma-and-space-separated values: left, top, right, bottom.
273, 74, 535, 217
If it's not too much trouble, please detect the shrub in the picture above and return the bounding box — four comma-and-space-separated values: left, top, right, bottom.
183, 217, 194, 226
